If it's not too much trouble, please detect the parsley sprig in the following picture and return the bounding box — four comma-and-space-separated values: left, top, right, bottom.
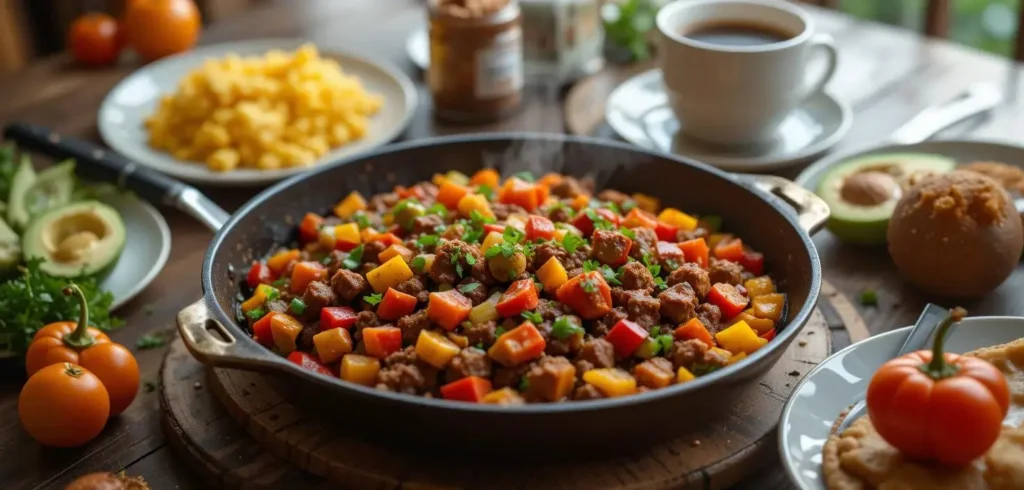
363, 293, 383, 305
343, 244, 364, 270
551, 316, 584, 339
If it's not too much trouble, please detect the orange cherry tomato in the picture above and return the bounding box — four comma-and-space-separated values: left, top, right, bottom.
19, 363, 110, 447
866, 308, 1009, 466
24, 285, 140, 416
68, 13, 122, 66
124, 0, 202, 61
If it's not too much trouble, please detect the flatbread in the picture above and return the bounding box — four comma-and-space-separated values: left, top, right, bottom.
821, 338, 1024, 490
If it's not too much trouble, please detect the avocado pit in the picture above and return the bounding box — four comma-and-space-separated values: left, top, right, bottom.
43, 212, 111, 264
839, 171, 901, 207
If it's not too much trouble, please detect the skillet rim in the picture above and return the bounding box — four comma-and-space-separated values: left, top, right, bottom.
200, 132, 822, 413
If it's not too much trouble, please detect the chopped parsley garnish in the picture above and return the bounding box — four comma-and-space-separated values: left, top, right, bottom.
654, 277, 667, 290
465, 254, 477, 266
461, 227, 485, 244
604, 201, 622, 215
582, 260, 600, 272
470, 209, 496, 226
417, 234, 439, 248
518, 377, 531, 392
353, 212, 371, 229
561, 234, 584, 254
343, 244, 364, 270
495, 326, 507, 337
477, 184, 494, 201
513, 171, 535, 182
619, 227, 636, 239
426, 203, 448, 217
503, 226, 525, 244
601, 265, 622, 286
363, 293, 383, 306
642, 252, 662, 277
450, 246, 466, 278
521, 310, 543, 324
581, 277, 599, 293
137, 333, 169, 349
664, 259, 681, 271
290, 298, 306, 315
459, 282, 481, 294
585, 208, 614, 231
411, 255, 427, 272
551, 316, 584, 339
859, 289, 878, 306
474, 342, 484, 350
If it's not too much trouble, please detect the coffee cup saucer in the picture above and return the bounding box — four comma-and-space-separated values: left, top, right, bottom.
605, 69, 852, 172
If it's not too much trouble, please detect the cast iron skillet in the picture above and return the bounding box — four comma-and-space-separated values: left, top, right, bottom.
5, 124, 829, 455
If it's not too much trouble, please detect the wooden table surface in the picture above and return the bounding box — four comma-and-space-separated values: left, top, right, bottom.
1, 1, 1023, 488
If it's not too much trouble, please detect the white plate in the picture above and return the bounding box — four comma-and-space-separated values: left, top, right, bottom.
99, 38, 418, 187
605, 69, 852, 172
779, 316, 1024, 490
100, 192, 171, 310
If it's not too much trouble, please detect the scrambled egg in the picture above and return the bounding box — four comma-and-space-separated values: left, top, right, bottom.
145, 44, 383, 172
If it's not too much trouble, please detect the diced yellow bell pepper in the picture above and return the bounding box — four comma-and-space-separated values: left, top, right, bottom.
445, 170, 470, 186
340, 354, 380, 386
728, 352, 748, 365
446, 332, 469, 348
734, 310, 775, 335
469, 292, 501, 325
457, 193, 495, 219
432, 173, 449, 186
378, 244, 414, 264
270, 314, 304, 355
334, 191, 367, 218
480, 231, 504, 255
657, 208, 698, 231
415, 330, 461, 369
632, 193, 660, 214
711, 346, 733, 359
676, 366, 696, 383
360, 226, 380, 242
744, 276, 775, 298
334, 223, 361, 247
536, 257, 568, 294
707, 233, 731, 249
714, 321, 763, 355
241, 284, 278, 313
313, 327, 353, 364
482, 387, 523, 405
366, 256, 414, 293
752, 293, 785, 322
582, 368, 637, 398
267, 249, 299, 274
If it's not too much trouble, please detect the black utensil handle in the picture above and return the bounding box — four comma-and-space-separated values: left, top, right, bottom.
3, 122, 230, 231
4, 122, 185, 205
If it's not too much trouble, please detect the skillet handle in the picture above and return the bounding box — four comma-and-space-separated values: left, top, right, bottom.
177, 298, 283, 371
742, 174, 831, 234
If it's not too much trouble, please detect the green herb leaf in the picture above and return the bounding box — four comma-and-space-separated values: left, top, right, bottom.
343, 244, 364, 270
642, 252, 662, 277
320, 255, 332, 265
137, 333, 168, 350
619, 227, 636, 240
551, 316, 584, 339
417, 234, 439, 248
521, 310, 543, 324
353, 212, 371, 229
562, 234, 584, 254
290, 298, 307, 315
654, 277, 667, 290
461, 227, 485, 244
474, 342, 484, 350
363, 293, 383, 306
495, 326, 507, 337
265, 286, 280, 301
477, 184, 494, 201
470, 209, 496, 226
503, 226, 525, 244
465, 254, 477, 266
601, 266, 622, 286
459, 282, 481, 294
411, 255, 427, 272
581, 278, 598, 294
427, 203, 448, 217
859, 289, 878, 306
582, 260, 600, 272
513, 171, 535, 183
605, 201, 621, 215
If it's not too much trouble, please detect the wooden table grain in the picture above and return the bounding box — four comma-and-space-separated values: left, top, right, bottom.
0, 1, 1022, 488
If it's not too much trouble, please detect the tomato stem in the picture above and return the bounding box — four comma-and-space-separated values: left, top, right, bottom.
921, 307, 967, 380
61, 284, 95, 350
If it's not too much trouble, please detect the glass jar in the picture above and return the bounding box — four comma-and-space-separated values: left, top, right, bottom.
428, 0, 524, 123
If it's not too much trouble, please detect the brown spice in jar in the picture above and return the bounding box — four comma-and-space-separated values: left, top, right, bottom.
429, 0, 523, 122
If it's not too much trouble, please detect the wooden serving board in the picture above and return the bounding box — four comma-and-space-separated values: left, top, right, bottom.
161, 284, 862, 490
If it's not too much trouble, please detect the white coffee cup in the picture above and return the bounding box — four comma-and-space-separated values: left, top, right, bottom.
656, 0, 837, 146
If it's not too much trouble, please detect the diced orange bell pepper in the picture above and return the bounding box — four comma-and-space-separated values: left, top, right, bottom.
440, 376, 493, 402
267, 249, 300, 275
676, 366, 696, 383
714, 321, 763, 355
657, 208, 698, 231
525, 215, 556, 241
744, 276, 775, 298
752, 293, 786, 322
427, 289, 473, 331
708, 283, 748, 319
378, 244, 414, 264
537, 172, 562, 188
622, 208, 658, 229
415, 330, 462, 368
679, 238, 709, 268
298, 212, 324, 243
437, 180, 470, 210
536, 256, 568, 294
495, 279, 540, 318
713, 237, 745, 262
498, 177, 542, 211
470, 168, 500, 188
635, 361, 674, 389
729, 352, 748, 365
582, 368, 637, 397
340, 354, 380, 386
734, 309, 775, 335
290, 261, 327, 294
488, 321, 546, 367
252, 311, 279, 346
363, 326, 403, 359
270, 313, 304, 354
555, 271, 612, 320
674, 318, 714, 348
366, 256, 415, 293
377, 287, 418, 321
365, 232, 403, 247
334, 191, 367, 218
570, 194, 590, 210
312, 327, 354, 364
632, 193, 660, 213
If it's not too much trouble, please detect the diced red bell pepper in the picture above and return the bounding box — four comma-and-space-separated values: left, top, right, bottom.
287, 351, 334, 377
656, 241, 684, 266
604, 319, 649, 358
555, 271, 612, 320
363, 326, 404, 359
739, 250, 764, 276
488, 321, 547, 366
525, 215, 556, 241
622, 208, 658, 229
679, 238, 709, 268
571, 208, 620, 237
252, 312, 279, 346
496, 279, 540, 318
321, 306, 358, 331
708, 283, 749, 320
498, 178, 544, 211
674, 318, 714, 348
440, 376, 493, 402
654, 221, 678, 242
365, 232, 403, 247
246, 261, 275, 288
760, 328, 776, 342
484, 223, 506, 235
713, 237, 745, 262
299, 212, 325, 244
377, 287, 418, 321
290, 261, 328, 294
427, 290, 473, 331
395, 185, 426, 200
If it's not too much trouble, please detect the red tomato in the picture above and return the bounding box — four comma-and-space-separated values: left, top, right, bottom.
525, 215, 555, 241
69, 13, 122, 66
496, 279, 540, 318
604, 319, 649, 357
287, 352, 334, 377
707, 283, 748, 319
123, 0, 201, 61
440, 376, 493, 402
320, 307, 357, 331
246, 261, 275, 288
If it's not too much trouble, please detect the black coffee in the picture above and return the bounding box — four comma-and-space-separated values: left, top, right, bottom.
682, 22, 793, 46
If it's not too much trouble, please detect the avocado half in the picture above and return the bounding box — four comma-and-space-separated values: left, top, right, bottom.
817, 153, 957, 245
21, 200, 126, 278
